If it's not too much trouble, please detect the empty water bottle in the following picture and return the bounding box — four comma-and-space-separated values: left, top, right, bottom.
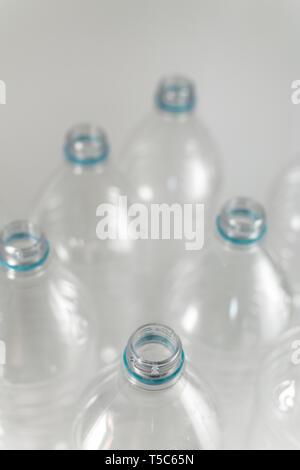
120, 76, 222, 312
73, 323, 222, 450
269, 157, 300, 313
249, 327, 300, 449
0, 220, 96, 449
162, 197, 292, 449
33, 124, 141, 366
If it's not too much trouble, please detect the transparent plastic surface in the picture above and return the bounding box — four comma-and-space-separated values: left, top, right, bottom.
269, 157, 300, 315
33, 124, 141, 367
0, 221, 96, 449
73, 324, 222, 450
120, 76, 222, 312
162, 197, 292, 449
249, 327, 300, 450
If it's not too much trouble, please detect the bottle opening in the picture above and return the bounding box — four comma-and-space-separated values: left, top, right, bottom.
155, 76, 196, 114
124, 324, 184, 388
0, 221, 50, 272
64, 123, 110, 166
216, 197, 267, 245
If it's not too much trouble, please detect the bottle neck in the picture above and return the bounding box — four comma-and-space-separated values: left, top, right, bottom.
155, 76, 196, 117
64, 123, 110, 167
216, 197, 267, 248
0, 221, 50, 278
123, 324, 185, 391
156, 106, 194, 123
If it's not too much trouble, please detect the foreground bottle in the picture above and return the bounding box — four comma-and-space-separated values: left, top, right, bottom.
163, 197, 292, 449
249, 327, 300, 450
33, 124, 140, 366
269, 157, 300, 311
120, 76, 222, 311
0, 221, 96, 449
73, 324, 222, 450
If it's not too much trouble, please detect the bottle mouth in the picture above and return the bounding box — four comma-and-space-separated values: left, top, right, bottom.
0, 221, 50, 272
64, 123, 110, 166
124, 324, 185, 387
216, 197, 267, 245
155, 76, 196, 114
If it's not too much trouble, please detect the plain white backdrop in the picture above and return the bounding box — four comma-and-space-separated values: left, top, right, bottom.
0, 0, 300, 218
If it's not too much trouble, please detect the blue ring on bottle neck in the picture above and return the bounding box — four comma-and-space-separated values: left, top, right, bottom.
64, 135, 110, 167
0, 233, 50, 272
123, 345, 185, 386
216, 213, 267, 245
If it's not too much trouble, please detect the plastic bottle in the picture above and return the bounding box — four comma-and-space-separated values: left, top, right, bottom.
120, 76, 222, 312
33, 124, 141, 366
249, 327, 300, 450
73, 323, 222, 450
162, 197, 292, 449
269, 157, 300, 315
0, 220, 96, 449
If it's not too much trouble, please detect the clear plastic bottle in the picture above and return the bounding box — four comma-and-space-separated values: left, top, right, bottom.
162, 197, 292, 449
120, 76, 222, 312
33, 124, 141, 367
249, 327, 300, 450
0, 220, 96, 450
269, 157, 300, 314
73, 323, 222, 450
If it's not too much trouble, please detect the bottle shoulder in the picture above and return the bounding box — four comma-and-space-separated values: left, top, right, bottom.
165, 240, 292, 350
73, 362, 221, 450
255, 327, 300, 448
122, 111, 220, 164
32, 161, 132, 225
0, 258, 95, 385
120, 112, 222, 205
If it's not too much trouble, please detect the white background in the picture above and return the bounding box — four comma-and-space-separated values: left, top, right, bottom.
0, 0, 300, 218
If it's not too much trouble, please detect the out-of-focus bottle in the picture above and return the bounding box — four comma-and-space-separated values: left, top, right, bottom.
120, 76, 222, 313
33, 124, 141, 367
162, 197, 292, 449
0, 220, 96, 450
249, 327, 300, 450
269, 157, 300, 317
73, 323, 223, 450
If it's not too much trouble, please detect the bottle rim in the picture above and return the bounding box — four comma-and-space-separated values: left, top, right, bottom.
64, 123, 110, 166
124, 323, 185, 387
155, 76, 196, 114
0, 220, 50, 272
216, 197, 267, 245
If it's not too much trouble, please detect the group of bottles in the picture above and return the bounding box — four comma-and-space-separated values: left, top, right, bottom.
0, 76, 300, 450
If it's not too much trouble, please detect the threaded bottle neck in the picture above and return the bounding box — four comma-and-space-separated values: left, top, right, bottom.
216, 197, 267, 245
64, 123, 110, 166
124, 324, 185, 390
155, 76, 196, 114
0, 220, 50, 272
